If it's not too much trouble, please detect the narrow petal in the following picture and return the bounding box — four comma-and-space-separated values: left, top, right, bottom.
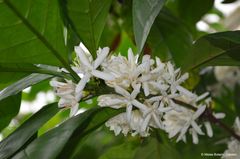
176, 85, 195, 98
131, 84, 141, 98
196, 92, 209, 102
177, 122, 190, 142
193, 105, 206, 119
74, 45, 92, 68
143, 82, 150, 96
126, 104, 133, 122
191, 121, 204, 135
93, 47, 110, 69
204, 121, 213, 137
213, 113, 226, 119
76, 73, 91, 93
128, 48, 135, 65
152, 113, 163, 129
114, 85, 130, 97
70, 103, 79, 117
167, 62, 174, 76
177, 73, 189, 84
141, 114, 151, 132
191, 129, 199, 144
91, 70, 114, 80
132, 100, 148, 111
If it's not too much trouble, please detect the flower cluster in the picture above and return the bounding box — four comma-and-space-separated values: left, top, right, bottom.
222, 117, 240, 159
50, 43, 224, 144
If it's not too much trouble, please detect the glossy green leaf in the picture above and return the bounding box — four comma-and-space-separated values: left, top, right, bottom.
13, 107, 123, 159
0, 103, 59, 159
133, 0, 165, 53
62, 0, 112, 56
0, 0, 70, 67
0, 93, 21, 132
148, 8, 192, 65
177, 0, 214, 25
0, 73, 52, 101
134, 138, 180, 159
99, 140, 140, 159
182, 31, 240, 71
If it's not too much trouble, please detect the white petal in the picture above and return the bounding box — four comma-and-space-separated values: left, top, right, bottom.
131, 84, 141, 98
143, 82, 150, 96
213, 113, 226, 119
191, 129, 199, 144
93, 47, 110, 69
152, 113, 163, 129
204, 122, 213, 137
193, 105, 206, 119
74, 45, 92, 68
132, 100, 148, 111
50, 80, 65, 87
114, 85, 130, 97
177, 73, 189, 84
70, 103, 79, 117
196, 92, 209, 102
176, 85, 195, 98
91, 70, 114, 80
149, 96, 162, 102
169, 127, 182, 138
177, 122, 190, 142
58, 98, 70, 108
191, 121, 204, 135
126, 104, 133, 122
76, 73, 91, 93
167, 62, 174, 76
128, 48, 135, 64
141, 114, 151, 132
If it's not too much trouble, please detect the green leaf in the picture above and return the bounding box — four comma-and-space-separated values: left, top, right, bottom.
0, 0, 69, 67
134, 138, 180, 159
99, 140, 140, 159
0, 73, 52, 101
177, 0, 214, 25
0, 93, 21, 132
148, 8, 192, 65
0, 103, 59, 159
61, 0, 112, 56
133, 0, 165, 53
12, 107, 123, 159
182, 31, 240, 71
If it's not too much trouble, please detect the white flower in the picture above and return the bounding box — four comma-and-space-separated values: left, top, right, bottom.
163, 62, 193, 97
98, 84, 148, 121
74, 45, 114, 95
163, 105, 206, 144
49, 78, 79, 116
101, 49, 140, 89
141, 100, 164, 132
214, 66, 240, 88
222, 117, 240, 159
105, 112, 131, 136
148, 92, 181, 112
137, 55, 155, 96
106, 110, 150, 137
222, 139, 240, 159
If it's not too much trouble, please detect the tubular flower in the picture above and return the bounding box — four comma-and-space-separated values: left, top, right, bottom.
49, 78, 79, 116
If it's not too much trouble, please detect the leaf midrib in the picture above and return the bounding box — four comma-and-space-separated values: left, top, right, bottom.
190, 44, 240, 71
3, 0, 80, 81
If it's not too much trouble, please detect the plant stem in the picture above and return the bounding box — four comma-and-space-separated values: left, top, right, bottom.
173, 99, 240, 141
